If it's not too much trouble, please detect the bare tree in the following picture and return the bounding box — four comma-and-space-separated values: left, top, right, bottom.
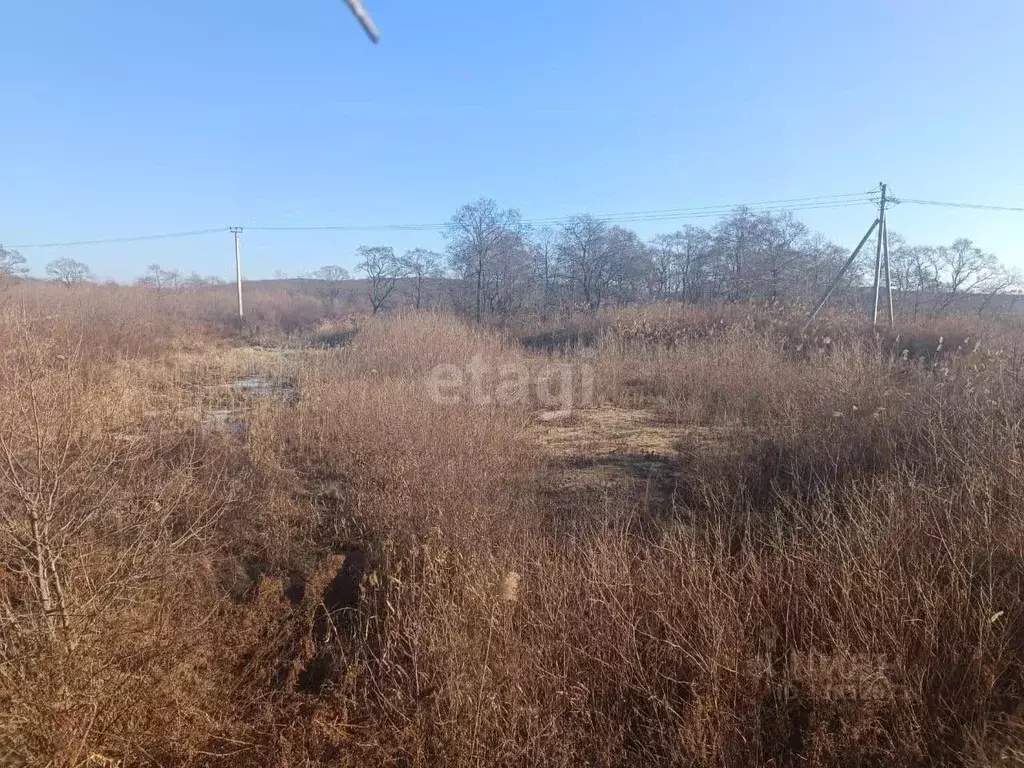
400, 248, 444, 309
181, 271, 220, 290
937, 238, 1000, 312
311, 265, 351, 311
554, 216, 644, 310
604, 226, 649, 305
0, 246, 28, 291
887, 232, 913, 299
444, 198, 525, 323
797, 233, 857, 308
678, 226, 714, 302
356, 246, 405, 314
530, 226, 559, 315
485, 230, 537, 316
648, 227, 715, 303
138, 264, 181, 293
45, 257, 92, 288
649, 232, 682, 300
975, 265, 1020, 317
556, 215, 609, 310
888, 238, 940, 318
710, 207, 763, 301
760, 212, 810, 303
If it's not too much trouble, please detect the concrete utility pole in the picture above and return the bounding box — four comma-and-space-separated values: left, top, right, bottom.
801, 182, 896, 333
870, 183, 890, 326
230, 227, 243, 319
883, 214, 894, 327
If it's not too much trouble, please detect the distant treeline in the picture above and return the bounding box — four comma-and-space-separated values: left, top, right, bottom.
3, 199, 1017, 319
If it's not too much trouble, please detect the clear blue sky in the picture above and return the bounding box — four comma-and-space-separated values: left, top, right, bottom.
2, 0, 1022, 281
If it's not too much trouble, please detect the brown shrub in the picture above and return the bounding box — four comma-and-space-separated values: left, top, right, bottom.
2, 287, 1024, 766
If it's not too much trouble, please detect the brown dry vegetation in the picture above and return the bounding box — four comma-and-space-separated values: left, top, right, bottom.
2, 282, 1024, 766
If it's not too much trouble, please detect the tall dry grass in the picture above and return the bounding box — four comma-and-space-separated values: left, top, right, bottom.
1, 288, 1023, 765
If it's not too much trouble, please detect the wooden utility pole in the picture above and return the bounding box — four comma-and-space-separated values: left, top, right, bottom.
230, 227, 244, 319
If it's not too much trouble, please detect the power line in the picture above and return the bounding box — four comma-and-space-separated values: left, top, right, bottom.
580, 199, 876, 225
900, 198, 1024, 213
10, 227, 229, 249
523, 191, 876, 225
7, 191, 876, 246
21, 190, 1024, 249
246, 191, 877, 233
247, 222, 440, 233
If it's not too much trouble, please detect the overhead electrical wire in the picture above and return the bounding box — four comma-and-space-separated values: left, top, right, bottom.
9, 191, 1021, 249
520, 191, 876, 225
9, 227, 229, 249
10, 191, 871, 246
244, 191, 877, 233
567, 199, 876, 225
899, 198, 1024, 213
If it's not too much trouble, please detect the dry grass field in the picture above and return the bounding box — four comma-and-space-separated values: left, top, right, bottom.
3, 282, 1024, 766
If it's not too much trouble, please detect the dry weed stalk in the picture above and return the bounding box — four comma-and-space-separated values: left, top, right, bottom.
1, 286, 1023, 765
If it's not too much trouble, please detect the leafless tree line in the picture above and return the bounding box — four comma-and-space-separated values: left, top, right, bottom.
885, 234, 1020, 318
2, 203, 1017, 317
306, 247, 444, 314
438, 198, 1020, 320
0, 251, 95, 291
136, 263, 226, 292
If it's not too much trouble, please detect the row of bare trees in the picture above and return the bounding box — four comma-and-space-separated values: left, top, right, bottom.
308, 246, 445, 314
4, 201, 1017, 317
0, 250, 229, 293
442, 199, 857, 319
0, 250, 94, 289
0, 244, 436, 315
886, 235, 1019, 318
137, 264, 226, 292
439, 198, 1019, 320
